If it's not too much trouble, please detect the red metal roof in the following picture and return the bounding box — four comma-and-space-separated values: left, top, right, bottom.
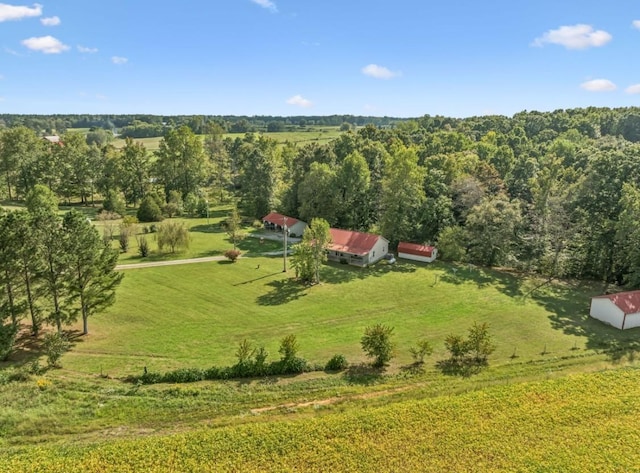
593, 290, 640, 314
328, 228, 385, 255
398, 242, 435, 257
262, 212, 300, 227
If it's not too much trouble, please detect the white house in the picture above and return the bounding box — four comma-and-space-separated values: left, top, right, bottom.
590, 290, 640, 330
326, 228, 389, 267
262, 212, 308, 237
397, 242, 438, 263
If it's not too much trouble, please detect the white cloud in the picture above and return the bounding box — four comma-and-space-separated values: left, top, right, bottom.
580, 79, 617, 92
4, 47, 20, 56
21, 35, 69, 54
251, 0, 277, 12
40, 15, 60, 26
286, 95, 312, 108
533, 24, 612, 49
625, 84, 640, 94
633, 20, 640, 30
111, 56, 128, 65
362, 64, 401, 80
77, 45, 98, 53
0, 2, 42, 22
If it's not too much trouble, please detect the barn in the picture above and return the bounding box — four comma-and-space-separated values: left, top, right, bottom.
262, 212, 308, 237
397, 242, 438, 263
590, 290, 640, 330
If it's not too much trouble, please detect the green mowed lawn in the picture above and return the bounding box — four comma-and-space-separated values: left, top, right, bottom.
62, 256, 628, 377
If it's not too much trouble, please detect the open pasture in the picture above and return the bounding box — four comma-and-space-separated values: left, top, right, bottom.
59, 255, 634, 378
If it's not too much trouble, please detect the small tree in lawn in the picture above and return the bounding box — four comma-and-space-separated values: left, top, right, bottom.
409, 339, 433, 364
156, 221, 190, 253
226, 204, 245, 250
290, 218, 331, 284
465, 322, 495, 364
361, 324, 395, 368
224, 249, 241, 262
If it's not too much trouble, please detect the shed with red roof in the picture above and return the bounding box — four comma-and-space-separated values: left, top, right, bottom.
327, 228, 389, 267
262, 212, 308, 237
398, 242, 438, 263
590, 290, 640, 330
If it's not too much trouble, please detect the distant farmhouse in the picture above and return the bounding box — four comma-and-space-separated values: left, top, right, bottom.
262, 212, 308, 237
327, 228, 389, 267
398, 242, 438, 263
590, 290, 640, 330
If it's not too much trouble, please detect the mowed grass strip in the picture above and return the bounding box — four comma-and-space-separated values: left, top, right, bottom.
62, 254, 620, 377
4, 368, 640, 472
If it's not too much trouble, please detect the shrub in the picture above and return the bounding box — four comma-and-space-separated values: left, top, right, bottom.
119, 224, 132, 253
183, 193, 198, 217
122, 215, 139, 226
102, 190, 126, 216
361, 324, 395, 368
156, 221, 190, 253
137, 196, 164, 222
325, 354, 348, 371
196, 198, 209, 218
43, 332, 70, 368
137, 236, 150, 257
224, 249, 241, 262
252, 219, 263, 229
163, 202, 180, 218
409, 340, 434, 364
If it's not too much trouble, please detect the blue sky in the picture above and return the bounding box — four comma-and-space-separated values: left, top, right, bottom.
1, 1, 639, 117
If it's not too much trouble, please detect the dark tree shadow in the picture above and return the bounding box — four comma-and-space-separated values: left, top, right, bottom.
342, 363, 385, 385
234, 272, 282, 286
0, 327, 85, 370
435, 358, 487, 378
256, 279, 308, 306
320, 260, 417, 285
189, 224, 225, 234
438, 263, 523, 299
400, 362, 426, 375
525, 281, 640, 362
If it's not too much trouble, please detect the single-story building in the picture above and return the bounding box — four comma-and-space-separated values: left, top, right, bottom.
42, 135, 62, 145
590, 290, 640, 330
397, 242, 438, 263
262, 212, 308, 237
327, 228, 389, 267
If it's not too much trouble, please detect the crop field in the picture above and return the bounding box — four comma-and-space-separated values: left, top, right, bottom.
3, 368, 640, 472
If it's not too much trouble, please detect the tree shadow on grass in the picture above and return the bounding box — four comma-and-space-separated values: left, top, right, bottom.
320, 261, 416, 285
256, 279, 308, 306
435, 358, 487, 378
342, 363, 385, 386
189, 224, 225, 234
1, 327, 85, 370
525, 281, 640, 363
438, 263, 523, 299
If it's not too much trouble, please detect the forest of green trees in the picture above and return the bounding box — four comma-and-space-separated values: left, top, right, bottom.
3, 107, 640, 291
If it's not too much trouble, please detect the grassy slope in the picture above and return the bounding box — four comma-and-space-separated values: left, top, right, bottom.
3, 368, 640, 472
53, 252, 633, 378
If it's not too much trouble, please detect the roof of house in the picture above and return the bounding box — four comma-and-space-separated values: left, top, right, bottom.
398, 242, 436, 257
593, 290, 640, 314
43, 135, 61, 143
262, 212, 302, 227
328, 228, 386, 256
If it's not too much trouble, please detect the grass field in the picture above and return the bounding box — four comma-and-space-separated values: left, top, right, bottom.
111, 127, 343, 151
29, 251, 634, 379
3, 368, 640, 472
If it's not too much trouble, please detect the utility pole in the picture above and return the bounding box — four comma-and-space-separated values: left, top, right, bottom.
283, 216, 288, 272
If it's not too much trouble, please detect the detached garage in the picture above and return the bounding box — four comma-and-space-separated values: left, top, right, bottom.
398, 242, 438, 263
590, 290, 640, 330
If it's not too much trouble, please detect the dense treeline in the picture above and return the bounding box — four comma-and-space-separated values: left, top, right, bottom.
0, 186, 122, 359
3, 107, 640, 289
0, 114, 404, 137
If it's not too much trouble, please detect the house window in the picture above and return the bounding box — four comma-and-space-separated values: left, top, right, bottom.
373, 251, 375, 257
